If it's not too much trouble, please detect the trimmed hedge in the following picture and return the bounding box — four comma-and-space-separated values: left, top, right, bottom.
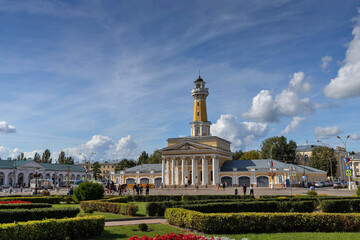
0, 203, 52, 210
125, 195, 253, 202
0, 208, 80, 223
321, 199, 360, 213
0, 197, 61, 204
80, 201, 138, 216
0, 216, 104, 240
165, 208, 360, 234
146, 200, 315, 216
99, 197, 128, 203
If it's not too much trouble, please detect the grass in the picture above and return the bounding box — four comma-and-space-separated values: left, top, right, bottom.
90, 224, 360, 240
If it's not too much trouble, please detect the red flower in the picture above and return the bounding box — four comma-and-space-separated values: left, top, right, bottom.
0, 200, 32, 204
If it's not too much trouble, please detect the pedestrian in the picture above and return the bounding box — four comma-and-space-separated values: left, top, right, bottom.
234, 187, 238, 195
242, 184, 247, 195
136, 184, 140, 195
250, 184, 254, 196
217, 184, 220, 190
132, 184, 136, 195
195, 183, 199, 192
9, 186, 13, 194
222, 182, 226, 191
145, 183, 149, 195
139, 185, 143, 195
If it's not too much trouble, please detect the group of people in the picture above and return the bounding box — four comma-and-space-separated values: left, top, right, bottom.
132, 183, 150, 195
235, 184, 254, 196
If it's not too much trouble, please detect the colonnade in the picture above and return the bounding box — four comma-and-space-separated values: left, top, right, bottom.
161, 155, 221, 186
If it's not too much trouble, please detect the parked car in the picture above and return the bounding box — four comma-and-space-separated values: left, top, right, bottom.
333, 181, 346, 189
315, 181, 325, 188
304, 182, 313, 188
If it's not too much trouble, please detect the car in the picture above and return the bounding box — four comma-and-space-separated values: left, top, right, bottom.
320, 181, 327, 187
333, 181, 344, 189
304, 182, 313, 188
315, 181, 324, 188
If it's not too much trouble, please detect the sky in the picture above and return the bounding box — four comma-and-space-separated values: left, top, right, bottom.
1, 0, 360, 162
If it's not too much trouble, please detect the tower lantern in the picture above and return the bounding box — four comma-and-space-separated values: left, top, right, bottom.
190, 76, 211, 137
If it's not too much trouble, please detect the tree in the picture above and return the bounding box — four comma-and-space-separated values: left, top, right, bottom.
232, 150, 244, 160
73, 181, 104, 202
138, 151, 149, 165
260, 136, 297, 163
17, 152, 26, 161
64, 156, 74, 165
33, 152, 41, 163
115, 158, 137, 171
41, 149, 52, 163
92, 162, 101, 180
147, 150, 162, 164
240, 150, 261, 160
58, 151, 66, 164
310, 146, 337, 177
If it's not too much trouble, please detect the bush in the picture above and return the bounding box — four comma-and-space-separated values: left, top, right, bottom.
307, 190, 318, 196
0, 197, 61, 204
84, 208, 94, 214
165, 208, 360, 234
357, 186, 360, 197
40, 190, 50, 196
0, 203, 52, 210
0, 215, 104, 240
73, 182, 104, 202
320, 199, 360, 213
99, 197, 128, 203
126, 195, 253, 202
138, 223, 148, 231
80, 201, 138, 216
0, 207, 80, 223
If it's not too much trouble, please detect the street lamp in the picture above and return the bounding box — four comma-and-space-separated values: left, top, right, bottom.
337, 135, 350, 189
269, 142, 279, 189
80, 152, 96, 181
35, 168, 39, 195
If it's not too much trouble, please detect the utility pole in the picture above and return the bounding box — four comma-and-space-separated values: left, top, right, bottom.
337, 135, 350, 189
80, 152, 96, 181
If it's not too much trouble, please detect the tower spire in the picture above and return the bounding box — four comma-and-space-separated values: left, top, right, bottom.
190, 75, 211, 137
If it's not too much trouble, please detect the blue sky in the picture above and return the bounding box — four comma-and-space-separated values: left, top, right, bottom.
1, 0, 360, 162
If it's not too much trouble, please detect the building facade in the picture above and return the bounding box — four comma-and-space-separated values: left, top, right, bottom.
0, 160, 87, 187
77, 160, 120, 180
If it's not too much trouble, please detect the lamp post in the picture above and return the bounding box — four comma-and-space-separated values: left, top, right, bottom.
35, 168, 38, 195
269, 142, 279, 189
80, 152, 96, 181
337, 135, 350, 189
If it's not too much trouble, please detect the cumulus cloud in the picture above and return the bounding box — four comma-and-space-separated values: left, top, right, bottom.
314, 126, 341, 139
211, 114, 268, 149
280, 116, 305, 135
350, 134, 360, 140
0, 121, 16, 134
324, 12, 360, 98
288, 72, 312, 93
321, 55, 333, 71
242, 72, 316, 122
64, 135, 139, 162
0, 146, 41, 159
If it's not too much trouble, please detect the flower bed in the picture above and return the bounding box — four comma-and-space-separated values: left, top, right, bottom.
0, 200, 31, 204
129, 233, 216, 240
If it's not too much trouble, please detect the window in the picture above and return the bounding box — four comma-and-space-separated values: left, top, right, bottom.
107, 166, 109, 168
197, 110, 199, 116
196, 127, 200, 136
112, 166, 114, 168
197, 101, 199, 106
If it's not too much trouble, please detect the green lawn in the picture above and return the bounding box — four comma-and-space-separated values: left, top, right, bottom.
90, 224, 360, 240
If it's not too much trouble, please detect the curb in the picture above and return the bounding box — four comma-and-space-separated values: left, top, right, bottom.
105, 216, 165, 222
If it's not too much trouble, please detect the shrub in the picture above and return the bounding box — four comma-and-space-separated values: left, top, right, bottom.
0, 215, 104, 240
165, 208, 360, 234
138, 223, 148, 231
40, 190, 50, 196
0, 203, 51, 210
73, 182, 104, 202
307, 191, 318, 196
357, 186, 360, 197
80, 201, 138, 216
0, 207, 80, 223
84, 208, 94, 214
0, 200, 31, 204
99, 197, 128, 203
320, 199, 360, 213
126, 195, 253, 202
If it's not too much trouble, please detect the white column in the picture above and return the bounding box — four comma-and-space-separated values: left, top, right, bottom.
201, 156, 206, 185
171, 158, 175, 185
181, 157, 185, 185
161, 157, 165, 184
212, 156, 217, 185
165, 159, 170, 185
352, 162, 356, 178
192, 157, 196, 185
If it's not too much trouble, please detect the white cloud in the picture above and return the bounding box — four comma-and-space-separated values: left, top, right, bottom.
321, 55, 332, 71
280, 116, 305, 135
288, 72, 312, 93
0, 121, 16, 134
0, 146, 41, 160
211, 114, 268, 150
324, 12, 360, 98
64, 135, 139, 162
314, 126, 341, 139
242, 72, 316, 122
350, 134, 360, 140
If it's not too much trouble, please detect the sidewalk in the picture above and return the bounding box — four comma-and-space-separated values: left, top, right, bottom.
105, 217, 167, 227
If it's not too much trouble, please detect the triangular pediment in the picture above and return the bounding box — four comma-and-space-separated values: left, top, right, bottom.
161, 141, 218, 152
17, 161, 46, 170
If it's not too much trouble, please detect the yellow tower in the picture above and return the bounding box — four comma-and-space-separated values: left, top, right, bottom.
190, 76, 211, 136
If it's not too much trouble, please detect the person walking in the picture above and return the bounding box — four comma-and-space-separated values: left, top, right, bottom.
242, 184, 247, 195
145, 183, 149, 195
249, 184, 254, 196
234, 187, 238, 195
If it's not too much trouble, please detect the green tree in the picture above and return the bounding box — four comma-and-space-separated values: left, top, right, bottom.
309, 146, 337, 177
260, 136, 297, 163
33, 152, 41, 163
115, 158, 137, 171
232, 150, 244, 160
148, 150, 162, 164
17, 152, 26, 161
138, 151, 149, 165
92, 162, 101, 180
240, 150, 261, 160
58, 151, 66, 164
64, 156, 74, 165
73, 181, 104, 202
41, 149, 52, 163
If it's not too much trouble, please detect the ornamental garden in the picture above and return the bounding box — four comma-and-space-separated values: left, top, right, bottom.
2, 182, 360, 240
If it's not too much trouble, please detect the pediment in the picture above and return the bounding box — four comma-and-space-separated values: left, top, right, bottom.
161, 141, 218, 152
17, 161, 45, 170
